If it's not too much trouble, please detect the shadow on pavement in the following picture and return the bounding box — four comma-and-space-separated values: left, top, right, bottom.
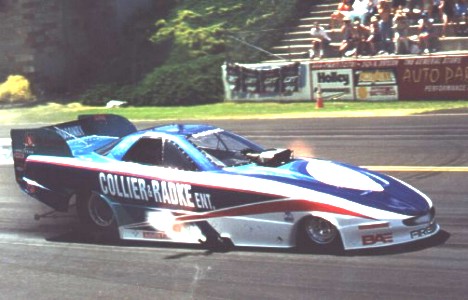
45, 225, 450, 258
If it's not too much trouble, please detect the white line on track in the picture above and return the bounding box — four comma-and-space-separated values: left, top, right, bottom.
363, 166, 468, 172
0, 138, 12, 165
245, 134, 468, 139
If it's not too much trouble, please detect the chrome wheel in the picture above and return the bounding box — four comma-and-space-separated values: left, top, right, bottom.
87, 193, 114, 228
304, 217, 338, 245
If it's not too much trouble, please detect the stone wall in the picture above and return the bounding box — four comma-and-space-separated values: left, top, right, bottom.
0, 0, 154, 95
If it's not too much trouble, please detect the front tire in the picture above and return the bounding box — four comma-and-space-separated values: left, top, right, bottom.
76, 192, 118, 241
297, 216, 342, 253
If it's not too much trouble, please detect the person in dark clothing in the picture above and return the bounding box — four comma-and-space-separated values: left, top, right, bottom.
363, 0, 379, 25
347, 19, 370, 56
393, 0, 408, 11
378, 0, 395, 52
418, 14, 439, 53
367, 16, 384, 54
440, 0, 456, 36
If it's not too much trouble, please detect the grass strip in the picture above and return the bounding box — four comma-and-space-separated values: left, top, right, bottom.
1, 101, 468, 125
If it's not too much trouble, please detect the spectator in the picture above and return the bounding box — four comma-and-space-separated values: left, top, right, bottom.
331, 0, 354, 29
408, 0, 424, 10
393, 9, 411, 53
392, 0, 408, 11
422, 0, 435, 17
378, 0, 395, 52
348, 19, 370, 56
339, 17, 355, 56
350, 0, 370, 23
363, 0, 379, 25
455, 0, 467, 25
455, 0, 468, 18
309, 22, 332, 59
404, 1, 423, 23
432, 0, 443, 22
418, 13, 439, 52
366, 16, 384, 54
440, 0, 456, 36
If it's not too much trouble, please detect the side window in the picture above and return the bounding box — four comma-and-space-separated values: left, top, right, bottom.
122, 138, 162, 165
123, 137, 197, 171
163, 140, 198, 171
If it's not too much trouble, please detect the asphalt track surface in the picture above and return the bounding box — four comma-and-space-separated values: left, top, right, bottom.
1, 114, 468, 299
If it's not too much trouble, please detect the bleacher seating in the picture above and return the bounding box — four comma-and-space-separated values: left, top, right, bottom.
266, 0, 468, 62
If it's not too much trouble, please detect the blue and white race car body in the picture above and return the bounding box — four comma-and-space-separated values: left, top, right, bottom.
11, 115, 439, 251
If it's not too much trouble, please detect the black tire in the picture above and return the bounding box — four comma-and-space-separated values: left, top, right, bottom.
76, 192, 119, 241
297, 216, 343, 254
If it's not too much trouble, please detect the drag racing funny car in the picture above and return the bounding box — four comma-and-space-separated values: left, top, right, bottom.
11, 114, 439, 252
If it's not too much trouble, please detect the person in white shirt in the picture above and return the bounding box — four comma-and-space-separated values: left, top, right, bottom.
350, 0, 371, 23
309, 22, 332, 59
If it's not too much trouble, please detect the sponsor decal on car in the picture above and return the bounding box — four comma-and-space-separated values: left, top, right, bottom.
98, 172, 214, 210
54, 125, 85, 140
410, 223, 437, 239
142, 231, 169, 240
24, 133, 36, 147
362, 232, 394, 246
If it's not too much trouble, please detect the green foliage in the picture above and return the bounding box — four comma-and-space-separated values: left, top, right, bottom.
150, 0, 302, 63
81, 0, 308, 106
81, 55, 225, 106
134, 54, 225, 106
81, 84, 134, 106
150, 9, 226, 62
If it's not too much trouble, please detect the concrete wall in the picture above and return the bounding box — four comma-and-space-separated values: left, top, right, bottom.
0, 0, 154, 95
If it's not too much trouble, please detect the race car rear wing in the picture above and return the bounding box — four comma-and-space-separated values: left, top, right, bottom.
10, 114, 137, 183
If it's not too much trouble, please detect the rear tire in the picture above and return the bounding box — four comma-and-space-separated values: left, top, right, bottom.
297, 216, 343, 254
76, 192, 118, 241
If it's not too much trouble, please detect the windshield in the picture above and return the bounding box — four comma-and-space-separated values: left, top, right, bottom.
188, 129, 264, 167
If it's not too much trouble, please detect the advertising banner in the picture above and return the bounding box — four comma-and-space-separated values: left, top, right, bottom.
397, 56, 468, 100
224, 62, 301, 95
354, 69, 398, 101
224, 54, 467, 102
311, 69, 354, 100
355, 86, 398, 101
310, 55, 467, 100
223, 62, 311, 102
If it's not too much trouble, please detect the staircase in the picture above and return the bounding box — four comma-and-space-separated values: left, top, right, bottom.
266, 0, 468, 62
